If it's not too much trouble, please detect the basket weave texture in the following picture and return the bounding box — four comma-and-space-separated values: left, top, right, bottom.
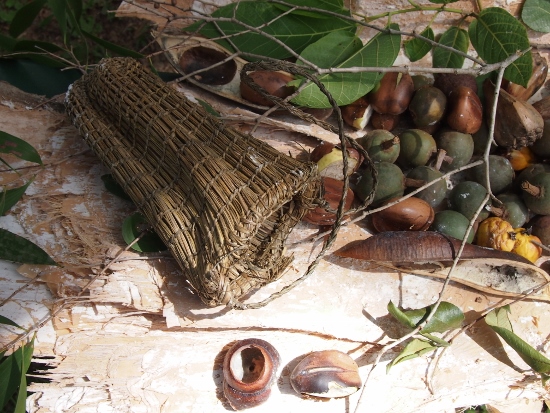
65, 57, 321, 307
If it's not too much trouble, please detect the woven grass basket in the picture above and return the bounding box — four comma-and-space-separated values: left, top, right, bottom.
65, 57, 321, 307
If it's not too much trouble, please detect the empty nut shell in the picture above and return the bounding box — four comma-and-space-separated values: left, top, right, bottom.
290, 350, 361, 398
223, 338, 280, 410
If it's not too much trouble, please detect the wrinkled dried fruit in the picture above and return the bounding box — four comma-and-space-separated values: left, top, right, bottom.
240, 70, 295, 107
368, 72, 415, 115
506, 146, 535, 171
476, 217, 515, 252
290, 350, 361, 399
371, 197, 434, 232
483, 79, 544, 149
445, 86, 483, 134
303, 177, 355, 226
511, 228, 542, 263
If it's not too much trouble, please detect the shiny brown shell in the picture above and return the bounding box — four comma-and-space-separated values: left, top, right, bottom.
372, 197, 434, 232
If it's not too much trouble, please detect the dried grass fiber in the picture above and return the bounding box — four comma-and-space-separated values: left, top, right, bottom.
65, 57, 321, 307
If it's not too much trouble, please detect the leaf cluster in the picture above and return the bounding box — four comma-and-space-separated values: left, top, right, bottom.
0, 0, 143, 67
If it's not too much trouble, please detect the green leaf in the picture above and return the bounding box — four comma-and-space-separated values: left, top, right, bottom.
197, 99, 221, 117
388, 301, 465, 333
8, 0, 48, 38
486, 307, 550, 376
47, 0, 68, 41
0, 340, 33, 411
433, 26, 469, 69
1, 180, 33, 215
14, 342, 32, 413
291, 24, 401, 108
101, 174, 132, 201
469, 7, 532, 87
0, 315, 22, 329
185, 1, 356, 60
522, 0, 550, 33
273, 0, 349, 17
0, 33, 17, 52
386, 338, 438, 372
82, 30, 144, 58
0, 228, 57, 265
421, 332, 451, 347
387, 300, 417, 329
296, 30, 363, 68
122, 212, 167, 253
428, 0, 459, 3
404, 27, 434, 62
0, 131, 42, 165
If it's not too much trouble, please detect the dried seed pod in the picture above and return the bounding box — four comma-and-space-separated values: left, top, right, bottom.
290, 350, 361, 398
445, 86, 483, 134
303, 177, 355, 226
483, 79, 544, 149
433, 73, 478, 96
223, 338, 280, 410
503, 52, 548, 101
371, 197, 434, 232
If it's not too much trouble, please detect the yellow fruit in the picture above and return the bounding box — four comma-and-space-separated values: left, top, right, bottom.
507, 146, 535, 171
511, 229, 543, 263
476, 217, 515, 251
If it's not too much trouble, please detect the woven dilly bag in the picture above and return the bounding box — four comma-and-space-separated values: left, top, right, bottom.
65, 57, 321, 307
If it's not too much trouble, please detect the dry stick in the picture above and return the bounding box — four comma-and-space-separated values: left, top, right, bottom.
353, 49, 529, 413
0, 230, 150, 352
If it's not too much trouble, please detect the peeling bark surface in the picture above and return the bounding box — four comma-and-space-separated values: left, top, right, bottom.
1, 1, 550, 411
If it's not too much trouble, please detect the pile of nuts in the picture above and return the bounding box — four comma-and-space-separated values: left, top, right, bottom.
241, 53, 550, 263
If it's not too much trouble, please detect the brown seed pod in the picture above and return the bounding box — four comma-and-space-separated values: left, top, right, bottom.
370, 111, 401, 131
483, 79, 544, 149
223, 338, 280, 410
302, 177, 355, 226
342, 96, 372, 130
433, 73, 478, 96
445, 86, 483, 134
310, 142, 362, 180
290, 350, 361, 398
503, 52, 548, 101
371, 197, 435, 232
368, 72, 415, 115
240, 70, 295, 107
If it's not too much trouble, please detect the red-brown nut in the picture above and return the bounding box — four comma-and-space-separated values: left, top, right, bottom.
445, 86, 483, 134
342, 96, 372, 130
290, 350, 361, 398
371, 196, 434, 232
368, 72, 415, 115
302, 177, 355, 226
240, 70, 295, 107
370, 111, 401, 131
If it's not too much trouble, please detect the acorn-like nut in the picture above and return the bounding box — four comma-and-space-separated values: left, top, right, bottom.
445, 86, 483, 134
303, 177, 355, 226
179, 46, 237, 86
368, 72, 415, 115
310, 142, 362, 180
223, 338, 280, 410
433, 73, 478, 96
342, 96, 372, 130
408, 85, 447, 128
371, 197, 434, 232
240, 70, 295, 107
370, 111, 401, 131
290, 350, 361, 399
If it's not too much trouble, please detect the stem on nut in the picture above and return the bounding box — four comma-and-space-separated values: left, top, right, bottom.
521, 181, 543, 197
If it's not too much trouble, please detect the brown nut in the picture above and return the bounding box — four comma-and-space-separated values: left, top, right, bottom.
223, 338, 280, 410
240, 70, 295, 107
303, 177, 355, 226
290, 350, 361, 398
371, 196, 434, 232
310, 142, 362, 180
342, 96, 372, 130
445, 86, 483, 134
370, 111, 400, 131
503, 52, 548, 101
368, 72, 415, 115
433, 73, 478, 96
